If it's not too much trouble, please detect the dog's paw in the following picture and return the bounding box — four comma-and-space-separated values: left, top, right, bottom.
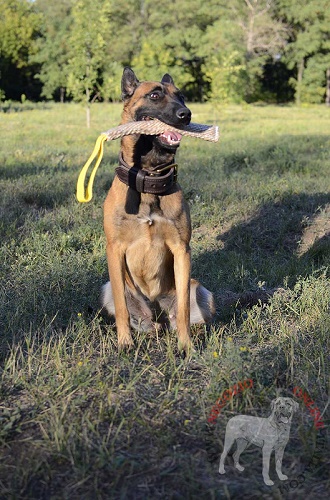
263, 478, 274, 486
219, 467, 226, 474
234, 463, 245, 472
177, 344, 195, 360
118, 334, 134, 351
277, 473, 288, 481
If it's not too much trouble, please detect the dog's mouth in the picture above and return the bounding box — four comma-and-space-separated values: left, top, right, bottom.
278, 409, 292, 424
140, 116, 182, 148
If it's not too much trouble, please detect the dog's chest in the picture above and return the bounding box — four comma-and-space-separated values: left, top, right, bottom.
119, 196, 187, 242
128, 209, 176, 243
137, 212, 169, 227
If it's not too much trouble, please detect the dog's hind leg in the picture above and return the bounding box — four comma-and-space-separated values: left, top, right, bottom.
158, 280, 215, 330
233, 438, 248, 472
101, 281, 155, 332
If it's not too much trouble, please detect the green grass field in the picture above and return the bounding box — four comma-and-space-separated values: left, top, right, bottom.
0, 102, 329, 499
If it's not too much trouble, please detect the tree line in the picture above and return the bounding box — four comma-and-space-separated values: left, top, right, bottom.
1, 0, 330, 108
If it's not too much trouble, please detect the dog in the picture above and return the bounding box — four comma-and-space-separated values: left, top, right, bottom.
218, 397, 299, 486
101, 67, 215, 351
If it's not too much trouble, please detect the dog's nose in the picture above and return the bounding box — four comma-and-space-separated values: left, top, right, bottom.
176, 107, 191, 124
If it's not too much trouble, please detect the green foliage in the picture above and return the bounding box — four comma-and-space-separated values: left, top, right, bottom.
0, 0, 42, 99
131, 40, 190, 91
66, 0, 109, 104
278, 0, 330, 104
204, 52, 246, 104
33, 0, 74, 101
102, 62, 123, 102
300, 55, 330, 103
0, 0, 41, 68
0, 0, 329, 104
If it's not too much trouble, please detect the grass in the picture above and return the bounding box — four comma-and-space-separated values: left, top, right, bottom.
0, 102, 329, 499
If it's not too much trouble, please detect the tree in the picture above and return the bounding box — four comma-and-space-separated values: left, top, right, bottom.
66, 0, 110, 127
131, 0, 220, 101
33, 0, 74, 102
0, 0, 41, 100
202, 0, 289, 102
278, 0, 330, 104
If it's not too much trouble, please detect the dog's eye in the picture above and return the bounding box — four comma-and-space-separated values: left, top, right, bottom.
149, 91, 162, 100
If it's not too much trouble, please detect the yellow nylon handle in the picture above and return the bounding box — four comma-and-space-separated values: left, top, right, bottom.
76, 133, 107, 202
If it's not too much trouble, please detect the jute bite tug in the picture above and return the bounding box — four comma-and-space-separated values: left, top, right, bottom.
77, 67, 219, 352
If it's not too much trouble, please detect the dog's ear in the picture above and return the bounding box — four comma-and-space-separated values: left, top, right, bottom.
161, 73, 175, 86
271, 398, 279, 410
121, 67, 139, 100
293, 400, 299, 413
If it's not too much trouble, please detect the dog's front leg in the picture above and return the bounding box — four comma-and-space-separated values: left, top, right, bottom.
106, 242, 133, 349
262, 444, 274, 486
275, 446, 288, 481
172, 243, 192, 351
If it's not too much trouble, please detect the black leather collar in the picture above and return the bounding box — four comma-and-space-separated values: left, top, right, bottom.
115, 153, 177, 195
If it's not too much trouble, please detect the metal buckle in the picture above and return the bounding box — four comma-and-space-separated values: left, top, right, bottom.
154, 163, 178, 180
155, 163, 178, 175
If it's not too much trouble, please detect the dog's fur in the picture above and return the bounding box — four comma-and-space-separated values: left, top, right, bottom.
219, 397, 299, 486
101, 68, 215, 350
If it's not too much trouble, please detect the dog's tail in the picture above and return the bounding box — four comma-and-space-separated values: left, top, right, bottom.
190, 279, 215, 324
101, 281, 116, 317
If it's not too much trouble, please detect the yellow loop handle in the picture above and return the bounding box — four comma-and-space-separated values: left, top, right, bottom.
76, 133, 107, 202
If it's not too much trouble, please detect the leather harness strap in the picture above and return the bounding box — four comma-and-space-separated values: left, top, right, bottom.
115, 153, 178, 195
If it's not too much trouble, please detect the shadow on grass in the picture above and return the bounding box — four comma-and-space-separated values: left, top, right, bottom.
0, 158, 117, 241
193, 192, 330, 320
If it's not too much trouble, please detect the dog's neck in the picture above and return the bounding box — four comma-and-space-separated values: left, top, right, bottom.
120, 135, 176, 171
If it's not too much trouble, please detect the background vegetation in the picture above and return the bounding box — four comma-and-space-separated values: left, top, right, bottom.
1, 0, 330, 110
0, 102, 329, 498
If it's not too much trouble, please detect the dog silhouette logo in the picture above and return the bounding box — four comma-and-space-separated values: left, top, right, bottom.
219, 397, 299, 486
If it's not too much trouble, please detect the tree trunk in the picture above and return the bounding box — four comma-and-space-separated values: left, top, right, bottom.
60, 87, 65, 103
296, 58, 304, 105
86, 87, 91, 128
326, 68, 330, 106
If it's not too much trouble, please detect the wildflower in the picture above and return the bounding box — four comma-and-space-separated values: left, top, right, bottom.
213, 351, 219, 358
227, 337, 233, 342
239, 346, 248, 352
77, 312, 82, 317
184, 419, 191, 425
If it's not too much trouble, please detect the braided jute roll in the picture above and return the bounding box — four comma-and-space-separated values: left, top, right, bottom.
77, 119, 219, 202
103, 118, 219, 142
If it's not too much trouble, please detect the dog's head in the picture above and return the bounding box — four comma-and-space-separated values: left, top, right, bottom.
120, 67, 191, 159
271, 397, 299, 425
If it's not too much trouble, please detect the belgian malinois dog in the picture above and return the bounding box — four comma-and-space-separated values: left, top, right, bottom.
102, 67, 215, 351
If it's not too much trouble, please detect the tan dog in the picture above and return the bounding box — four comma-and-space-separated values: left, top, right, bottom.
219, 397, 299, 486
102, 68, 215, 351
